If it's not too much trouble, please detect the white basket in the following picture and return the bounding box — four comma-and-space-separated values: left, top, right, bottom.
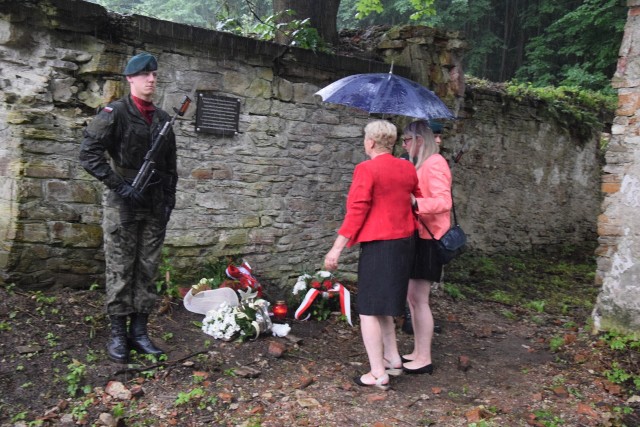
183, 287, 239, 315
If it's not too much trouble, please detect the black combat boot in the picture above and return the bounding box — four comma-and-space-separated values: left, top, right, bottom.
128, 313, 164, 356
107, 315, 129, 363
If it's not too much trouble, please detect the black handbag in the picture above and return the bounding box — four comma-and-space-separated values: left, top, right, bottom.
415, 196, 467, 265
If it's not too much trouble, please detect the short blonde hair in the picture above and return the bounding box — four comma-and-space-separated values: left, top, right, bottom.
364, 120, 397, 152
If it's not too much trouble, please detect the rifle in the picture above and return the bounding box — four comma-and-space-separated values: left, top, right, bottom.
132, 95, 192, 192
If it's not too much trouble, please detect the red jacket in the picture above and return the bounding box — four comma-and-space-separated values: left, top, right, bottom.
338, 153, 421, 247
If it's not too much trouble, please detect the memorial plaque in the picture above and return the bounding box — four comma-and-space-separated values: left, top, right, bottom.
195, 92, 240, 136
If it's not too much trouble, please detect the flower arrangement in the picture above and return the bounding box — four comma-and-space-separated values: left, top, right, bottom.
192, 259, 263, 298
201, 290, 272, 342
290, 271, 352, 325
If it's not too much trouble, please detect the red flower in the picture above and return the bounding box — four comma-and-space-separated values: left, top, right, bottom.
311, 280, 321, 289
322, 280, 333, 290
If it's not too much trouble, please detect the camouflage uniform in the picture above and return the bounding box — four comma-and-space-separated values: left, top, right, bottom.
80, 95, 177, 316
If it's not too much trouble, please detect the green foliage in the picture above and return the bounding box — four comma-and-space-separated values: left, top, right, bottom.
442, 282, 464, 300
339, 0, 436, 27
445, 247, 598, 317
93, 0, 223, 27
489, 290, 513, 305
111, 402, 126, 419
549, 336, 564, 352
466, 77, 615, 140
601, 331, 640, 352
70, 398, 93, 423
175, 387, 205, 406
532, 409, 565, 427
175, 387, 219, 410
352, 0, 436, 21
503, 80, 616, 114
84, 315, 99, 339
525, 300, 546, 313
598, 331, 640, 394
515, 0, 625, 91
65, 360, 89, 397
605, 362, 632, 384
199, 256, 233, 286
500, 309, 516, 320
404, 0, 622, 92
354, 0, 385, 19
156, 247, 179, 298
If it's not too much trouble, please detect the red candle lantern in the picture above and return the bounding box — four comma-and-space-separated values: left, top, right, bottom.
273, 300, 288, 321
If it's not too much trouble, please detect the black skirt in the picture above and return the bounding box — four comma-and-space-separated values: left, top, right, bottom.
410, 237, 443, 282
356, 236, 415, 316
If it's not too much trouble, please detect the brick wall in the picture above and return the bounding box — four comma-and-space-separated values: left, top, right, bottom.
593, 0, 640, 333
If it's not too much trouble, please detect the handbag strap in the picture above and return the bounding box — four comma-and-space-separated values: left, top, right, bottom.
414, 191, 458, 240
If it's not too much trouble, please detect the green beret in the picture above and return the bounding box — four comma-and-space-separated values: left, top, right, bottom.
428, 120, 443, 134
124, 52, 158, 76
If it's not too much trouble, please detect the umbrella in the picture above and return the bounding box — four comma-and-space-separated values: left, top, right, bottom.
315, 72, 454, 121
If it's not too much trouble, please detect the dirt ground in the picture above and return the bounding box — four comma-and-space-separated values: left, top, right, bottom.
1, 278, 639, 427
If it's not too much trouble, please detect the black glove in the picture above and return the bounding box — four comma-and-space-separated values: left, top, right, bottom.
114, 182, 146, 206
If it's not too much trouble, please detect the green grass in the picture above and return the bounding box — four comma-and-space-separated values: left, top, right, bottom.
444, 245, 598, 318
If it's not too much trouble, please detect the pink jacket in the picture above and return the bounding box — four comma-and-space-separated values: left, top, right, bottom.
415, 153, 452, 240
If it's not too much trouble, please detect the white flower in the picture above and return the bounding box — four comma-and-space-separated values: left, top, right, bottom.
201, 303, 241, 341
201, 296, 273, 342
317, 271, 332, 278
237, 288, 258, 302
271, 323, 291, 337
292, 280, 307, 295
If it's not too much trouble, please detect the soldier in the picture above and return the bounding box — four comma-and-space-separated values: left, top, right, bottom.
79, 52, 177, 363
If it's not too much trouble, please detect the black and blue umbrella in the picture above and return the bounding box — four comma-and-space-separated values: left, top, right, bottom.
315, 72, 454, 121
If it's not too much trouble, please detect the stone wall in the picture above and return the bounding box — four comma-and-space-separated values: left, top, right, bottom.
594, 0, 640, 334
449, 84, 603, 253
0, 0, 603, 291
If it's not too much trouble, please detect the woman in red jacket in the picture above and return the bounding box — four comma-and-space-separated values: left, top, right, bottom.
324, 120, 422, 390
400, 120, 453, 375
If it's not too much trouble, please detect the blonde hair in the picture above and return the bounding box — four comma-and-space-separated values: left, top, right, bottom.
364, 120, 397, 153
402, 120, 439, 169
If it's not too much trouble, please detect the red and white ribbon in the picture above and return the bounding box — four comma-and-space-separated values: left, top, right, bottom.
294, 283, 352, 326
225, 260, 263, 296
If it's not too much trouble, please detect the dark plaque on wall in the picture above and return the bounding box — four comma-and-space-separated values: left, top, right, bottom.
195, 92, 240, 136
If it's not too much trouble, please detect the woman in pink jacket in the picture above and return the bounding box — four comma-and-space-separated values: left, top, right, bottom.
401, 120, 452, 375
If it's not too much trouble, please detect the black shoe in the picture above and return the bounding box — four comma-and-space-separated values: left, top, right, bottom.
128, 313, 165, 356
107, 315, 129, 363
402, 363, 434, 375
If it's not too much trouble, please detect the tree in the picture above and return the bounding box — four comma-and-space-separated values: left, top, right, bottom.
515, 0, 625, 91
273, 0, 341, 45
273, 0, 435, 46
